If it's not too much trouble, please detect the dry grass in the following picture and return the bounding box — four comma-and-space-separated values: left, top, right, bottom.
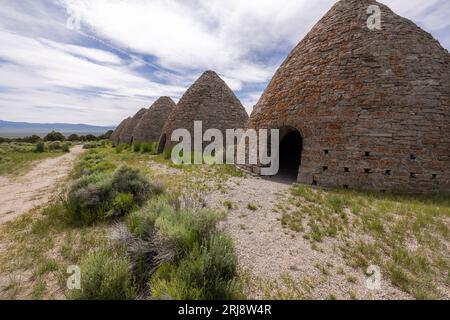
0, 142, 66, 176
0, 203, 110, 299
2, 144, 448, 300
280, 184, 450, 299
240, 268, 318, 300
0, 145, 246, 300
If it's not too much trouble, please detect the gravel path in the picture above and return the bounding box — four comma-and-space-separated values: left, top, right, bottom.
205, 173, 410, 300
0, 145, 84, 224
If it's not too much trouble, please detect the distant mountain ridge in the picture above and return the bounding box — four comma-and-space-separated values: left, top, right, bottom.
0, 120, 116, 137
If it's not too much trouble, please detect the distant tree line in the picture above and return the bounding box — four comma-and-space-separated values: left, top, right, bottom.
0, 130, 113, 143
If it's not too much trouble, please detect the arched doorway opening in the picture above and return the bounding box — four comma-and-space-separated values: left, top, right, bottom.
277, 129, 303, 181
157, 134, 167, 154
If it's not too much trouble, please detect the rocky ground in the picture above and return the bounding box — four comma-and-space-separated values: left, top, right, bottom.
205, 173, 413, 300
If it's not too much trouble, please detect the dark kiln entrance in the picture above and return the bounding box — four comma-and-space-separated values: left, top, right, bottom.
157, 134, 167, 154
277, 129, 302, 181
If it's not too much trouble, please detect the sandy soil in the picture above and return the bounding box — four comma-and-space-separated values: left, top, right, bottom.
0, 145, 84, 225
205, 173, 411, 300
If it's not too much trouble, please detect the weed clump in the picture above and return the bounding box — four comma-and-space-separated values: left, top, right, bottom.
120, 195, 240, 300
83, 142, 98, 149
111, 166, 152, 205
62, 143, 70, 153
74, 151, 116, 177
115, 144, 128, 153
133, 142, 142, 153
150, 234, 239, 300
47, 141, 61, 150
66, 164, 153, 224
111, 193, 135, 217
141, 142, 156, 153
35, 142, 45, 153
69, 248, 135, 300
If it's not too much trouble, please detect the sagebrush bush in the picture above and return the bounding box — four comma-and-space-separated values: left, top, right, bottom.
62, 143, 70, 153
66, 173, 115, 224
154, 208, 224, 253
35, 142, 45, 153
133, 142, 142, 153
111, 166, 152, 205
44, 131, 65, 142
150, 233, 239, 300
126, 197, 174, 237
69, 248, 135, 300
141, 142, 156, 153
116, 144, 128, 154
77, 152, 116, 176
83, 142, 98, 149
66, 165, 152, 224
111, 193, 135, 217
47, 141, 61, 150
122, 195, 238, 299
126, 196, 223, 253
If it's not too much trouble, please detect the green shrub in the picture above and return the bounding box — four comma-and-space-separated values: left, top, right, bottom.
47, 141, 61, 150
111, 193, 135, 217
75, 152, 116, 176
99, 130, 114, 140
83, 142, 98, 149
66, 173, 115, 224
124, 196, 235, 299
88, 161, 116, 176
35, 142, 45, 153
116, 144, 128, 153
111, 166, 151, 205
133, 142, 142, 153
22, 135, 41, 143
128, 197, 223, 254
62, 143, 70, 153
156, 208, 224, 253
150, 234, 239, 300
126, 197, 174, 237
141, 142, 156, 153
66, 166, 152, 224
44, 131, 65, 142
67, 134, 80, 141
69, 248, 135, 300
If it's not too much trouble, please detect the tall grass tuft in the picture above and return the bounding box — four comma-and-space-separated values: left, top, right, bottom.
62, 143, 70, 153
133, 142, 142, 153
122, 195, 240, 300
69, 248, 135, 300
35, 142, 45, 153
141, 142, 156, 153
66, 162, 153, 224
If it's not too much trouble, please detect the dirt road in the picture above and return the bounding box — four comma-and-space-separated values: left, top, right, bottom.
0, 145, 83, 224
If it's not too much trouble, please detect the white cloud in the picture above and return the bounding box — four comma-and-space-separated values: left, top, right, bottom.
58, 0, 320, 84
384, 0, 449, 30
0, 26, 187, 124
0, 29, 186, 97
41, 39, 123, 65
0, 0, 448, 125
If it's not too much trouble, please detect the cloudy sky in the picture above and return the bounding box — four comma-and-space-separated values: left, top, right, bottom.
0, 0, 449, 126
